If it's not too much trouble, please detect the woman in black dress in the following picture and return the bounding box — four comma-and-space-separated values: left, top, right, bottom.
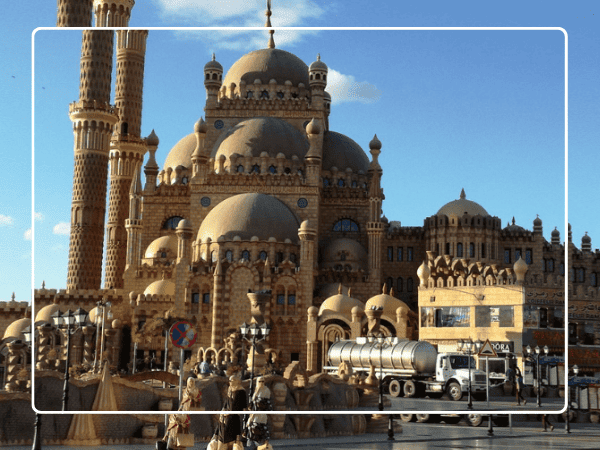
216, 374, 248, 449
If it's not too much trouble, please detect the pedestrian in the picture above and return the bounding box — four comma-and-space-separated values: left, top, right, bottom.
215, 373, 248, 450
515, 367, 527, 406
506, 365, 515, 396
542, 414, 554, 432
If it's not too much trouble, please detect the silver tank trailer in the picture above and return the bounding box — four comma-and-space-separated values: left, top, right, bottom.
328, 339, 438, 374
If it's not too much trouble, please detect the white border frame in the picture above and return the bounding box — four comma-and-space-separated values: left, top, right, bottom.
31, 26, 568, 416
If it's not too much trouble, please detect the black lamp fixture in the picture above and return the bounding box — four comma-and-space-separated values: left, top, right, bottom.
239, 321, 271, 405
526, 344, 549, 408
52, 308, 89, 411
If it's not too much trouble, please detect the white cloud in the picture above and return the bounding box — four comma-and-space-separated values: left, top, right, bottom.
24, 229, 32, 240
155, 0, 324, 49
53, 222, 71, 236
0, 215, 14, 226
34, 212, 44, 221
326, 68, 382, 105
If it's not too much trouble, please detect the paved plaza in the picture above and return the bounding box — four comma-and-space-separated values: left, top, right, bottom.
11, 421, 600, 450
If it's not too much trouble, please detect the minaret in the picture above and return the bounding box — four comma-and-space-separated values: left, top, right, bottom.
93, 0, 135, 27
366, 135, 384, 283
66, 29, 118, 290
104, 29, 149, 289
124, 163, 143, 273
56, 0, 93, 27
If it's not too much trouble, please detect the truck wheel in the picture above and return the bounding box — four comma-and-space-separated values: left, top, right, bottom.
389, 380, 402, 398
403, 380, 417, 398
416, 414, 430, 423
467, 414, 483, 427
400, 414, 415, 422
447, 381, 462, 401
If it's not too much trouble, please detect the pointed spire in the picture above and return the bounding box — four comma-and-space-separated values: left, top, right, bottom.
390, 287, 394, 297
347, 287, 352, 297
11, 292, 15, 302
338, 283, 343, 295
460, 188, 466, 199
212, 52, 216, 61
512, 217, 516, 225
382, 283, 387, 295
265, 0, 275, 49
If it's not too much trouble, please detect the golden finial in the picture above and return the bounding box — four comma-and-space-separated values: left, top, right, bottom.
265, 0, 275, 49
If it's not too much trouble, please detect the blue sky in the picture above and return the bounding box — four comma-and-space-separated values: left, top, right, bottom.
2, 1, 598, 303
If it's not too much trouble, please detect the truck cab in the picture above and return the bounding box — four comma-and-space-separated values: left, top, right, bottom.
437, 353, 487, 400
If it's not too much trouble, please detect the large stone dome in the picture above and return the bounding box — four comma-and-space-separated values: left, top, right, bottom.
223, 48, 309, 88
318, 291, 364, 317
437, 189, 488, 217
212, 117, 308, 163
163, 133, 195, 172
3, 318, 30, 340
322, 131, 370, 173
197, 193, 300, 243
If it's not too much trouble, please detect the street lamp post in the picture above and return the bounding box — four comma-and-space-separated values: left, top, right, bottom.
526, 344, 549, 408
458, 339, 482, 409
565, 365, 578, 433
51, 308, 88, 411
23, 326, 42, 450
239, 322, 270, 405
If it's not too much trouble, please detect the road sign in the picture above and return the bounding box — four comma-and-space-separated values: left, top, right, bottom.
169, 320, 197, 349
478, 339, 498, 357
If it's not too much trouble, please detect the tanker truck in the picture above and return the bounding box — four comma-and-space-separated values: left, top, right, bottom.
326, 337, 487, 401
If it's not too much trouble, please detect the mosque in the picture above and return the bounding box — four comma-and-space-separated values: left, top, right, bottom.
2, 0, 599, 392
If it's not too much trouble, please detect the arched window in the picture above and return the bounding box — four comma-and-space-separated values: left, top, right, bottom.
569, 268, 575, 282
252, 164, 260, 173
469, 243, 475, 258
387, 277, 394, 291
290, 253, 297, 264
261, 90, 269, 99
225, 250, 233, 262
276, 252, 284, 265
591, 272, 597, 287
577, 268, 585, 283
547, 259, 554, 272
333, 219, 359, 232
407, 277, 414, 292
269, 165, 277, 174
246, 91, 253, 98
277, 92, 284, 99
241, 250, 250, 260
457, 243, 463, 258
337, 179, 345, 187
211, 251, 218, 263
323, 178, 330, 187
397, 277, 404, 292
259, 251, 268, 261
163, 216, 184, 229
236, 165, 244, 173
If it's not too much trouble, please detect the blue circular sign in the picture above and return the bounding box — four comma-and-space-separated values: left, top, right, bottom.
170, 321, 197, 349
297, 198, 308, 208
201, 197, 211, 207
214, 120, 224, 129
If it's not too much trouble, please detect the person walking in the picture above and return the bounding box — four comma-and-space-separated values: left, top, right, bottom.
515, 367, 527, 406
542, 414, 554, 431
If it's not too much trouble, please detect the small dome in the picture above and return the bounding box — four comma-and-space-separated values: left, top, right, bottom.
35, 304, 61, 323
3, 318, 30, 341
204, 53, 223, 71
197, 193, 300, 243
146, 129, 159, 147
504, 217, 526, 233
321, 238, 367, 271
176, 219, 192, 230
212, 117, 309, 164
513, 256, 528, 281
194, 117, 207, 134
533, 215, 542, 226
437, 189, 489, 217
582, 232, 591, 244
88, 306, 99, 324
369, 134, 382, 150
223, 48, 309, 88
551, 227, 560, 237
365, 292, 409, 319
417, 261, 431, 286
319, 290, 364, 317
144, 235, 178, 259
309, 54, 328, 72
163, 133, 196, 172
144, 279, 176, 296
306, 118, 321, 135
322, 131, 370, 173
